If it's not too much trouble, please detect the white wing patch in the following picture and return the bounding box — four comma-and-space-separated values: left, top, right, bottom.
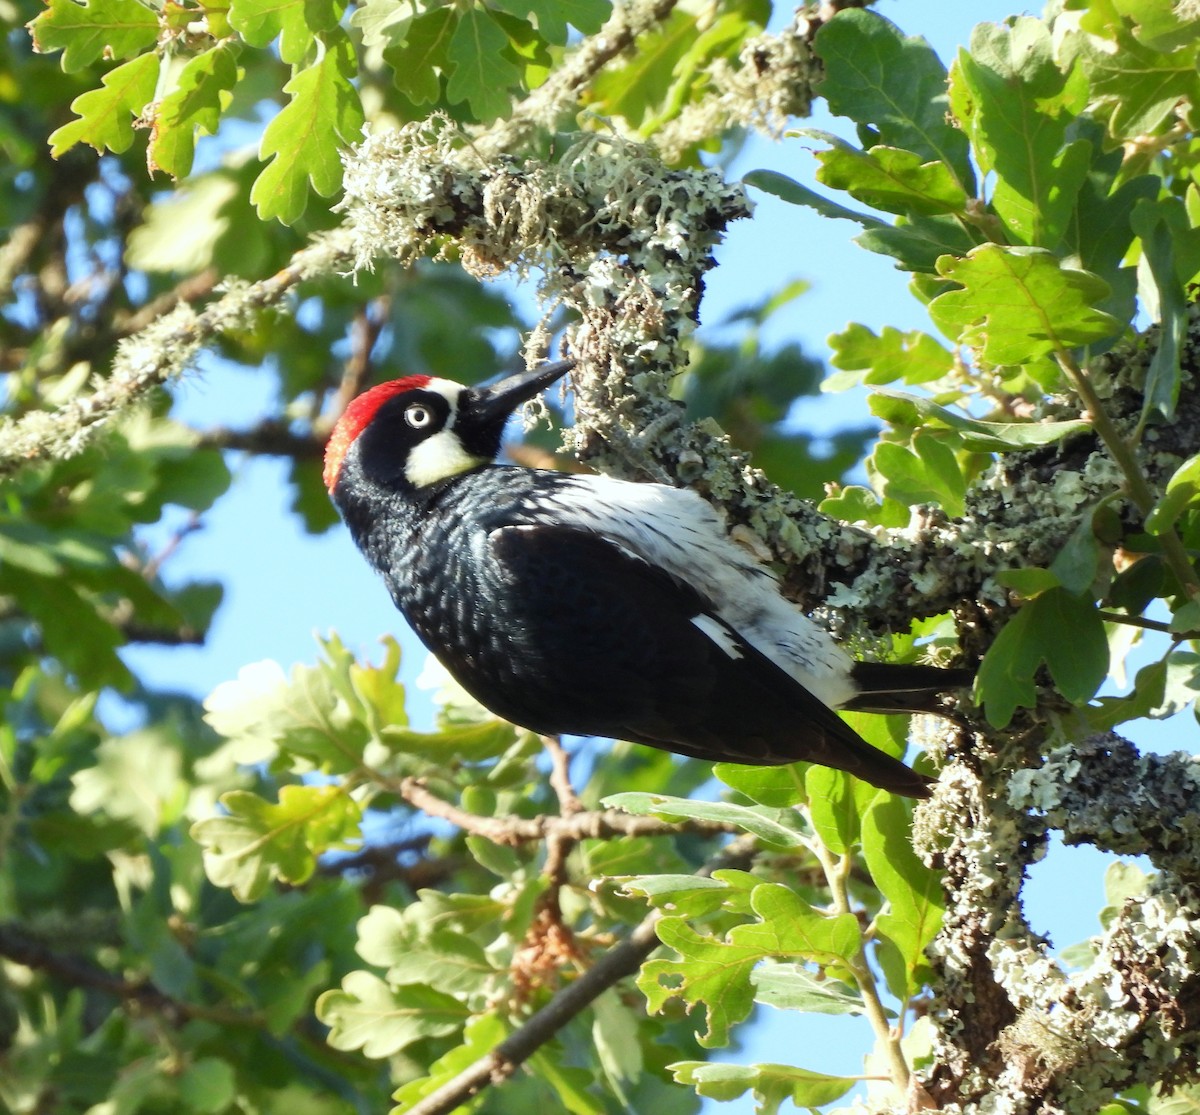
691, 614, 744, 659
533, 474, 859, 707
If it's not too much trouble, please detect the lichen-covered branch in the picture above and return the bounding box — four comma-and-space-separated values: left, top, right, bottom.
0, 231, 355, 478
1011, 734, 1200, 883
339, 120, 1200, 652
653, 10, 821, 162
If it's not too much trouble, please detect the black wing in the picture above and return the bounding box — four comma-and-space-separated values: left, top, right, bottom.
465, 523, 929, 797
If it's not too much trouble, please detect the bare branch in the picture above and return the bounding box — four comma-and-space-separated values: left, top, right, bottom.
197, 420, 325, 460
542, 735, 583, 816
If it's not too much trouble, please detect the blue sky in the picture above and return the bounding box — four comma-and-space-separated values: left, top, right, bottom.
116, 1, 1194, 1108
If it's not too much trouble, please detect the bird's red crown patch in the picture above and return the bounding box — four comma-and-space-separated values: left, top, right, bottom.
323, 376, 432, 491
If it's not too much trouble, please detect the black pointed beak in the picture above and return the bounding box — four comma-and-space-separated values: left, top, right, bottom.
460, 358, 575, 431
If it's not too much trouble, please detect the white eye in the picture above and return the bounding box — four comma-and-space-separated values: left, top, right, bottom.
405, 403, 434, 429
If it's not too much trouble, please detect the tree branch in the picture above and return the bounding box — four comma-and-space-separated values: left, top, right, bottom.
403, 833, 759, 1115
0, 229, 355, 478
197, 419, 325, 459
395, 776, 738, 844
0, 921, 263, 1029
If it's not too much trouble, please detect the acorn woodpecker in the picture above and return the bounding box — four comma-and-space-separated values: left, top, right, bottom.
323, 359, 968, 798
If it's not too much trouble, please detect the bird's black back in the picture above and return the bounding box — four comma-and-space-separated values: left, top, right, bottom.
341, 465, 934, 797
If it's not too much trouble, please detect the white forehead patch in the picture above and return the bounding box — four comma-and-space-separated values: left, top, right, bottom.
423, 379, 468, 411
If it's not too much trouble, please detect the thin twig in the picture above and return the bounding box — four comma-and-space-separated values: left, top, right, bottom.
140, 511, 203, 581
542, 735, 583, 816
323, 297, 391, 431
1097, 609, 1198, 640
403, 834, 759, 1115
811, 837, 911, 1092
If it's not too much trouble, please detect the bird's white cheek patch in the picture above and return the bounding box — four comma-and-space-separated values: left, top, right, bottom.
691, 614, 744, 660
405, 430, 488, 488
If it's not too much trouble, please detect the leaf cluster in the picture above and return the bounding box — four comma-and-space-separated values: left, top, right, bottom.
751, 7, 1200, 729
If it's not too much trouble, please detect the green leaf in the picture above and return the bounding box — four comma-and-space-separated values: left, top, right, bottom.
750, 960, 865, 1015
619, 870, 758, 918
854, 213, 979, 275
929, 245, 1121, 365
28, 0, 158, 73
1067, 23, 1200, 140
250, 31, 364, 223
862, 796, 943, 999
180, 1059, 236, 1115
713, 763, 807, 808
1050, 514, 1103, 597
826, 323, 953, 390
229, 0, 344, 65
811, 138, 968, 217
814, 9, 974, 191
445, 6, 521, 121
745, 169, 889, 231
819, 484, 909, 529
669, 1060, 855, 1111
1105, 859, 1150, 908
383, 7, 454, 104
805, 765, 877, 854
639, 884, 860, 1046
192, 784, 361, 901
1147, 452, 1200, 535
204, 650, 371, 771
868, 389, 1091, 452
150, 45, 240, 180
355, 893, 506, 970
592, 990, 643, 1086
492, 0, 611, 45
383, 932, 497, 997
949, 18, 1091, 247
587, 9, 698, 128
380, 719, 518, 762
0, 520, 65, 577
48, 51, 159, 157
0, 568, 131, 689
870, 435, 965, 518
391, 1015, 510, 1108
70, 728, 185, 837
978, 587, 1109, 727
316, 972, 467, 1058
603, 791, 808, 847
637, 917, 756, 1047
1131, 198, 1193, 422
527, 1051, 607, 1115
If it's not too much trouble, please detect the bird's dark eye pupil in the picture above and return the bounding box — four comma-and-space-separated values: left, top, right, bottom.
406, 405, 431, 428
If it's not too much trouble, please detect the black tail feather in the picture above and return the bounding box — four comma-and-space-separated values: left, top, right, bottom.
844, 661, 974, 716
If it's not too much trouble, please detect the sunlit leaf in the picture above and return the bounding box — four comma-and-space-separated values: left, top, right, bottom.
28, 0, 158, 72
48, 52, 158, 156
929, 245, 1121, 364
250, 31, 364, 222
